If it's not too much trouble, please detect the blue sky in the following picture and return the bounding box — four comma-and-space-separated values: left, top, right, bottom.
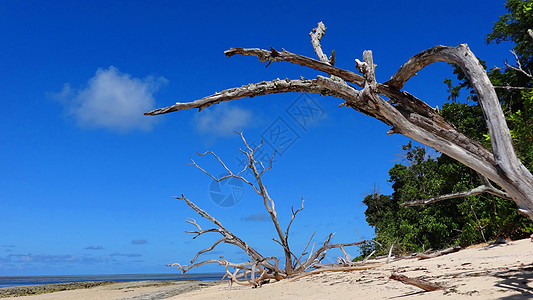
0, 0, 514, 276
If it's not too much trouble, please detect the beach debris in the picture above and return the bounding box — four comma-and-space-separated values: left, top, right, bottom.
389, 273, 443, 292
489, 237, 511, 245
167, 132, 373, 288
416, 246, 461, 260
386, 244, 394, 263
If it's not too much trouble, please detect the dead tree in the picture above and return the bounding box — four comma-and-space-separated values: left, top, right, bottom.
167, 132, 370, 287
146, 22, 533, 221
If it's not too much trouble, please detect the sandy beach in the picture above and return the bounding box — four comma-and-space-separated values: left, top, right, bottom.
2, 238, 532, 299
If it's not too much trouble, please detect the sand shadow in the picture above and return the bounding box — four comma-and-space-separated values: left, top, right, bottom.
492, 265, 533, 299
388, 290, 427, 298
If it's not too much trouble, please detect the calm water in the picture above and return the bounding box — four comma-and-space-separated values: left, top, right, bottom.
0, 273, 226, 288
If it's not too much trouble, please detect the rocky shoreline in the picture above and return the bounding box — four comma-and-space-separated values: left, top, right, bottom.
0, 280, 220, 299
0, 281, 115, 297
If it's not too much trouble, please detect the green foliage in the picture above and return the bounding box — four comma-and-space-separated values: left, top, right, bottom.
360, 143, 532, 258
486, 0, 533, 71
507, 91, 533, 170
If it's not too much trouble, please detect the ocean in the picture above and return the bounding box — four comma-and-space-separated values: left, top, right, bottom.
0, 273, 226, 288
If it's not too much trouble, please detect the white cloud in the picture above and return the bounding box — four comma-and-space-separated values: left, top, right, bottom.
194, 104, 252, 137
56, 66, 167, 132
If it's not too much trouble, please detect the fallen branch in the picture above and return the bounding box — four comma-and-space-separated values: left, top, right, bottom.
390, 274, 443, 292
416, 246, 461, 260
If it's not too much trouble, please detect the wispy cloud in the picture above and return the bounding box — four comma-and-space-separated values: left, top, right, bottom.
0, 252, 143, 266
54, 66, 167, 132
194, 104, 252, 137
4, 254, 77, 263
242, 213, 269, 222
1, 245, 14, 252
84, 245, 104, 250
131, 239, 147, 245
110, 252, 142, 257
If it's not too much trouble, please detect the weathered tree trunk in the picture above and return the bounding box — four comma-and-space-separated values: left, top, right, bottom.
146, 23, 533, 220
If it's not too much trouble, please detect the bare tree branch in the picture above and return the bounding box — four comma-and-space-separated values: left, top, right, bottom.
285, 198, 305, 243
503, 50, 533, 79
145, 78, 332, 115
295, 232, 315, 268
401, 183, 512, 206
174, 194, 279, 274
224, 48, 364, 86
493, 85, 532, 91
190, 151, 260, 195
309, 21, 332, 64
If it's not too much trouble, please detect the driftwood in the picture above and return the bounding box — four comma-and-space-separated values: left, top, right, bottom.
389, 274, 443, 292
416, 246, 461, 260
146, 22, 533, 221
167, 133, 372, 287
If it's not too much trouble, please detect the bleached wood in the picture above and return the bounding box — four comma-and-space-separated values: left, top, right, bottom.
402, 184, 511, 206
147, 24, 533, 221
390, 273, 443, 291
172, 133, 373, 285
309, 21, 331, 64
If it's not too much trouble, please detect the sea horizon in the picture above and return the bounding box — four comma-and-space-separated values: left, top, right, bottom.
0, 272, 227, 288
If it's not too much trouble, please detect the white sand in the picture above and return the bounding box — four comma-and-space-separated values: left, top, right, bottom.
173, 238, 533, 300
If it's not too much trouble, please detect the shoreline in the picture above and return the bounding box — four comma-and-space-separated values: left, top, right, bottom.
0, 280, 222, 299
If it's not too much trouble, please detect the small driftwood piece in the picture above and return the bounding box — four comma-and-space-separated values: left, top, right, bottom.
390, 274, 443, 292
416, 246, 461, 260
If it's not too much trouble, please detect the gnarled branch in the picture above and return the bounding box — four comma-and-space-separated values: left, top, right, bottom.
149, 22, 533, 221
145, 78, 332, 115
